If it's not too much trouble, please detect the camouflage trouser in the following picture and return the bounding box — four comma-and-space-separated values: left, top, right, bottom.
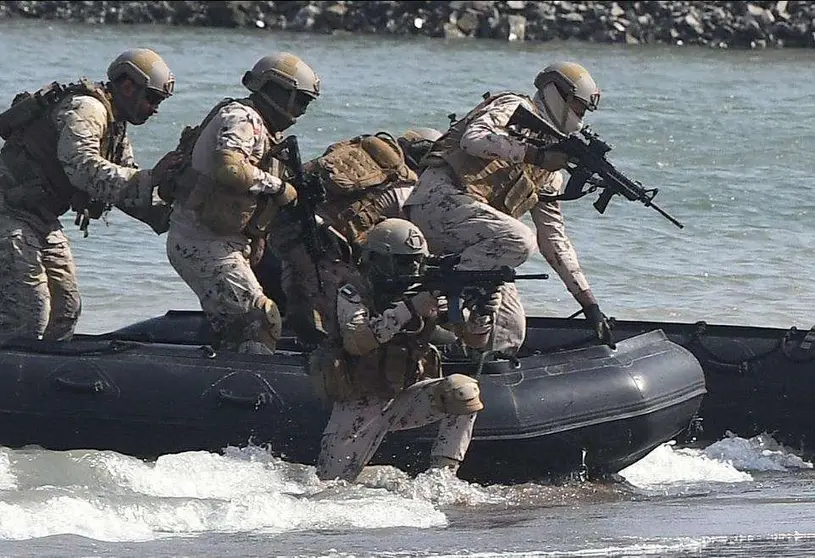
405, 167, 536, 354
166, 225, 278, 353
316, 376, 477, 482
0, 207, 81, 341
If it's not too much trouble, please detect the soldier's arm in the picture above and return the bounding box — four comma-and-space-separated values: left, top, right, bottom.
458, 95, 532, 162
212, 103, 286, 195
530, 187, 591, 299
336, 284, 416, 356
54, 95, 152, 208
119, 135, 138, 169
441, 311, 492, 350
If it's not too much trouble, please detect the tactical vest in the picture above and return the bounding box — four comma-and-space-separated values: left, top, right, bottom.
424, 92, 553, 218
176, 99, 284, 236
309, 280, 441, 402
0, 79, 125, 220
307, 131, 417, 246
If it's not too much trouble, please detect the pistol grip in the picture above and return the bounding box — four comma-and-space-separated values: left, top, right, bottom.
447, 292, 465, 325
593, 190, 613, 214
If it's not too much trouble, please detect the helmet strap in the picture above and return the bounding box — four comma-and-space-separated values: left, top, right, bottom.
540, 83, 583, 135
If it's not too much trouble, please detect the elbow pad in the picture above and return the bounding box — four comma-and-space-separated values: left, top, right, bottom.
213, 149, 254, 192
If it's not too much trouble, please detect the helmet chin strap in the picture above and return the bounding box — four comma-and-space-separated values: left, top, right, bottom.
111, 83, 149, 125
537, 85, 583, 135
255, 90, 297, 130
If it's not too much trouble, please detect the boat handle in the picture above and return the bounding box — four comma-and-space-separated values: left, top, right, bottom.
217, 389, 269, 409
54, 377, 107, 394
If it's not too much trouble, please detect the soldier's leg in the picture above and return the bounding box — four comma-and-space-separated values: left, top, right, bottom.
41, 231, 81, 341
408, 179, 533, 353
167, 235, 281, 353
317, 375, 482, 481
407, 168, 536, 269
0, 216, 49, 339
316, 397, 394, 482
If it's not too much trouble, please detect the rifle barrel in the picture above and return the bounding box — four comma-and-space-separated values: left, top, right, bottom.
513, 273, 550, 280
650, 202, 684, 229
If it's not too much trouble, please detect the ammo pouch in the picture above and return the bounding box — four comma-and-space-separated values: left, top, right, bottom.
502, 169, 539, 218
308, 344, 354, 402
314, 132, 416, 198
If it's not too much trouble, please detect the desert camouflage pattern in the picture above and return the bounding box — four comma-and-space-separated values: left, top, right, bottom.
316, 378, 477, 482
166, 100, 284, 350
53, 95, 151, 207
0, 196, 80, 341
0, 94, 152, 340
336, 281, 417, 345
404, 93, 592, 354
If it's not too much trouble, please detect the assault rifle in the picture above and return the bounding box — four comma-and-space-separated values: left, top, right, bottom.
506, 104, 684, 229
376, 254, 549, 324
273, 135, 328, 291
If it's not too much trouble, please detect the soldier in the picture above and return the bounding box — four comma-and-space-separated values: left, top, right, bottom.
0, 48, 176, 341
403, 62, 614, 355
310, 218, 500, 482
161, 52, 319, 354
259, 127, 443, 346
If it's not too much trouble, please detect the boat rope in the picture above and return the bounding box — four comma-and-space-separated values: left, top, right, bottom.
0, 338, 143, 356
686, 321, 815, 373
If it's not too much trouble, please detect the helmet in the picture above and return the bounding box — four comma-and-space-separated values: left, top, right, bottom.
533, 61, 600, 134
398, 127, 442, 171
107, 48, 175, 125
242, 52, 320, 128
361, 218, 429, 278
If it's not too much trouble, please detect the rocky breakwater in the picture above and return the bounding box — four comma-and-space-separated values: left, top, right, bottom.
1, 1, 813, 48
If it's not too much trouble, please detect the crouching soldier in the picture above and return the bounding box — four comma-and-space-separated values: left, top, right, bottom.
310, 218, 501, 482
259, 127, 442, 346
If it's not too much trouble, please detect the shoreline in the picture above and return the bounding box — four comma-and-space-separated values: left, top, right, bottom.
1, 1, 813, 49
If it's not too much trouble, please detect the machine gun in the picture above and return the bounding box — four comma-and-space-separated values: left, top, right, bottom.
271, 135, 328, 291
376, 254, 549, 324
506, 104, 684, 229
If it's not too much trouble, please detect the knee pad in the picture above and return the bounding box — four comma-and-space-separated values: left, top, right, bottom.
506, 226, 536, 266
432, 374, 484, 415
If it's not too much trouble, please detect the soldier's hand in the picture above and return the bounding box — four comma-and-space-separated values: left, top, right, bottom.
150, 150, 184, 188
524, 145, 570, 171
584, 303, 615, 349
407, 291, 440, 319
272, 182, 298, 207
483, 288, 503, 314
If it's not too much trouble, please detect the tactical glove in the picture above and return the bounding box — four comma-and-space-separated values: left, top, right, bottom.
483, 288, 503, 314
583, 303, 615, 349
406, 291, 440, 319
523, 145, 570, 171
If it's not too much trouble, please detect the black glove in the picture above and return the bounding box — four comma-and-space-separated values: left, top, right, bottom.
523, 145, 570, 171
583, 303, 615, 349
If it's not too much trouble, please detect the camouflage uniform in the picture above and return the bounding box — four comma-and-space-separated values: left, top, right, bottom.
314, 280, 483, 482
263, 131, 420, 345
165, 100, 287, 353
317, 380, 477, 482
404, 93, 591, 355
0, 93, 153, 340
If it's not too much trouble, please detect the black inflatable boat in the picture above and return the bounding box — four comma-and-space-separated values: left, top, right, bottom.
0, 311, 706, 484
519, 316, 815, 456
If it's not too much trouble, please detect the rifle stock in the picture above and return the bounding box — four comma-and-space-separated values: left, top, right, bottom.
506, 104, 684, 229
